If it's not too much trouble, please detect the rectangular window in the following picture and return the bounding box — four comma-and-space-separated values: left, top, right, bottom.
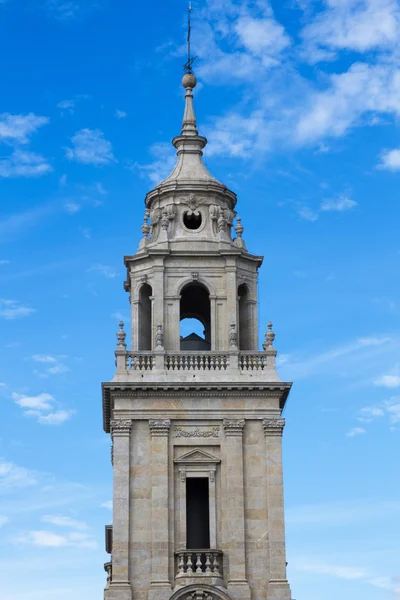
186, 477, 210, 549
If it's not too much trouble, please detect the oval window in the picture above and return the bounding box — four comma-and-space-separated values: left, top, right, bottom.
183, 211, 202, 230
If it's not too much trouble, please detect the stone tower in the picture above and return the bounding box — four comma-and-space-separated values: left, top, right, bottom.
102, 71, 292, 600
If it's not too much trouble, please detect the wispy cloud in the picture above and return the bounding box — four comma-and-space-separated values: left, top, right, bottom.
378, 147, 400, 170
374, 374, 400, 388
0, 299, 35, 319
346, 426, 366, 437
65, 128, 116, 165
64, 201, 81, 214
88, 264, 119, 278
132, 142, 176, 185
13, 529, 97, 549
31, 354, 70, 377
57, 99, 75, 114
320, 194, 357, 212
0, 113, 49, 144
41, 515, 88, 530
12, 392, 74, 425
115, 109, 127, 119
0, 150, 52, 178
100, 500, 112, 510
0, 459, 39, 491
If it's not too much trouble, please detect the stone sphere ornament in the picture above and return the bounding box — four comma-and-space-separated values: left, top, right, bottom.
182, 73, 197, 89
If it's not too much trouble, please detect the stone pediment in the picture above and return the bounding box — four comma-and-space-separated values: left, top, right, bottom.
174, 448, 220, 464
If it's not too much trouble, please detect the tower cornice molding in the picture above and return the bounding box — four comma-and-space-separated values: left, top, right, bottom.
110, 418, 132, 437
149, 418, 171, 436
223, 418, 245, 436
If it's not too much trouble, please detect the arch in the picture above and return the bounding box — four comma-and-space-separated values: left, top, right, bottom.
138, 283, 152, 351
238, 283, 251, 350
170, 584, 231, 600
180, 282, 211, 350
177, 275, 216, 298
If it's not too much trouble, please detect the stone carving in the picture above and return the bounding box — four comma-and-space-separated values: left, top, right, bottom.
263, 418, 285, 436
141, 209, 150, 238
175, 426, 220, 438
110, 419, 132, 436
149, 419, 171, 436
181, 193, 206, 213
191, 272, 199, 281
233, 216, 247, 250
116, 321, 127, 349
209, 471, 215, 482
209, 205, 234, 238
180, 470, 186, 482
161, 210, 169, 231
223, 418, 245, 435
155, 323, 164, 349
263, 321, 276, 349
186, 590, 215, 600
229, 323, 238, 348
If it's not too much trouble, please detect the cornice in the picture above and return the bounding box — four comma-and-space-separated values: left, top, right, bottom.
102, 382, 291, 433
263, 418, 285, 436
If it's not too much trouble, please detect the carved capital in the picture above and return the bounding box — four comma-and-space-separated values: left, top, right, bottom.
149, 418, 171, 436
223, 418, 245, 436
110, 419, 132, 437
263, 418, 285, 436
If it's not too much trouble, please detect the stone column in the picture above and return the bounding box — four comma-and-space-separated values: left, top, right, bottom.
263, 418, 291, 600
109, 419, 132, 599
149, 419, 172, 600
223, 419, 250, 600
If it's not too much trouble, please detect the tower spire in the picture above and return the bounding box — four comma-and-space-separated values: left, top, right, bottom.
181, 3, 198, 136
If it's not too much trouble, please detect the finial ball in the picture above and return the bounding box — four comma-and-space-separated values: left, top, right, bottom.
182, 73, 197, 89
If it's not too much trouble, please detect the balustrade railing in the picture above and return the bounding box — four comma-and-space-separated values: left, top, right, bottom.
126, 352, 154, 370
123, 351, 272, 372
175, 549, 223, 578
165, 353, 229, 370
239, 352, 269, 371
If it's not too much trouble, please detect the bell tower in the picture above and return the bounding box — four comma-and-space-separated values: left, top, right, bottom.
102, 68, 293, 600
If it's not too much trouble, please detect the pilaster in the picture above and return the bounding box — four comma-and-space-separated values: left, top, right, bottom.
148, 419, 172, 600
263, 418, 291, 600
223, 419, 251, 600
107, 419, 132, 600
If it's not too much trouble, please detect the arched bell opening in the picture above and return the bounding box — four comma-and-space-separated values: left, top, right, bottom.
238, 283, 251, 350
138, 283, 152, 351
180, 283, 211, 351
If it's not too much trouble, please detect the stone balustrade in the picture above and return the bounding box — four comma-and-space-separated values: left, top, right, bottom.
127, 352, 154, 370
239, 351, 272, 370
175, 549, 223, 578
165, 353, 229, 371
121, 351, 277, 373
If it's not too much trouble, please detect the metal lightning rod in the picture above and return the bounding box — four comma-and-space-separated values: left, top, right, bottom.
184, 2, 197, 73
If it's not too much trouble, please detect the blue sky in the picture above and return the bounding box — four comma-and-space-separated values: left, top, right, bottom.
0, 0, 399, 599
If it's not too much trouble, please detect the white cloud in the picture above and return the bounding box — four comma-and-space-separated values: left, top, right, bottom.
115, 109, 127, 119
64, 202, 81, 214
31, 355, 57, 364
374, 374, 400, 388
0, 259, 10, 265
385, 398, 400, 423
0, 299, 36, 320
0, 516, 9, 528
31, 355, 70, 377
0, 113, 49, 144
14, 528, 97, 549
38, 410, 73, 425
0, 150, 52, 178
346, 427, 366, 437
57, 99, 75, 114
111, 312, 126, 320
301, 0, 400, 61
65, 128, 116, 165
295, 62, 400, 144
42, 515, 87, 530
378, 147, 400, 170
133, 142, 176, 185
100, 500, 112, 510
12, 392, 54, 411
235, 15, 290, 64
320, 194, 358, 212
0, 460, 38, 490
88, 264, 119, 279
298, 206, 319, 222
12, 392, 73, 425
